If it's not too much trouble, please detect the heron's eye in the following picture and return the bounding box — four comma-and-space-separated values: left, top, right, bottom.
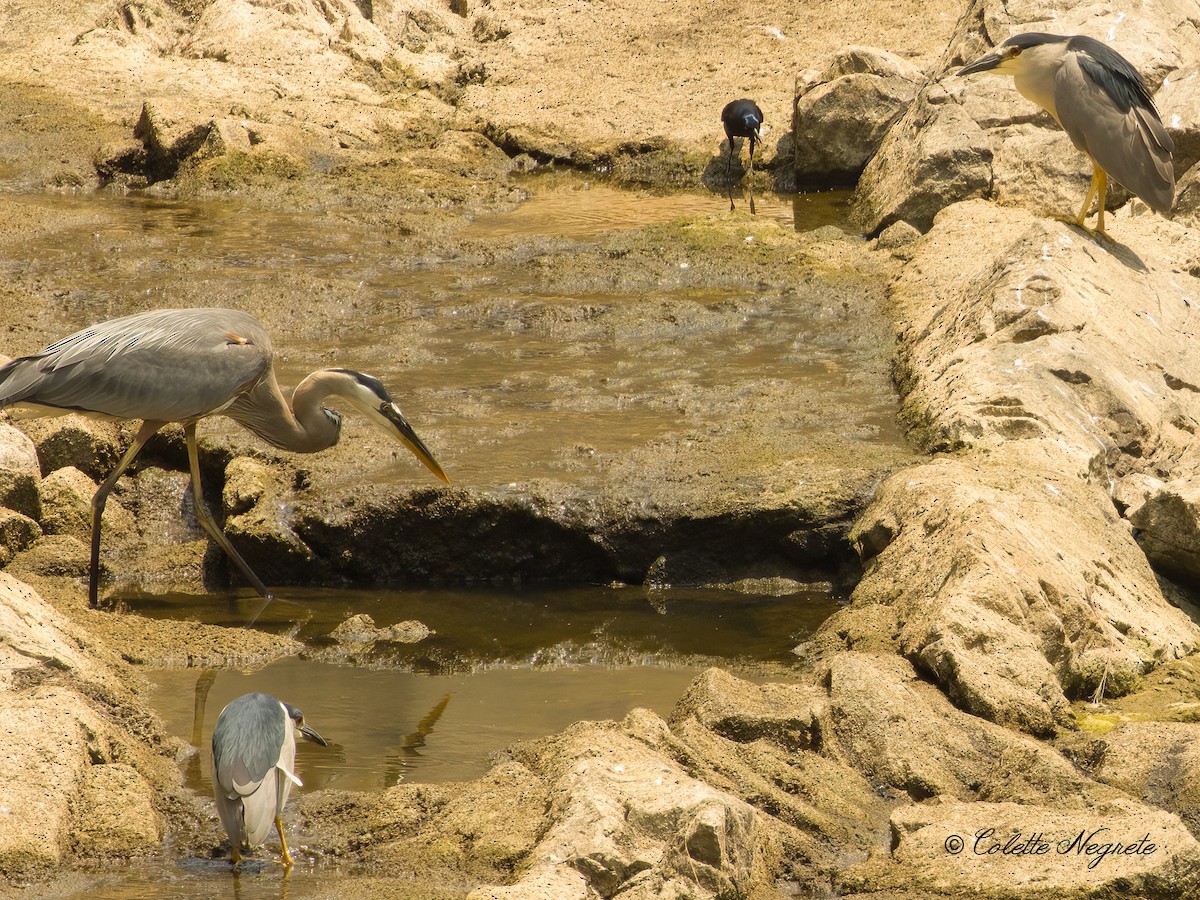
1009, 46, 1023, 57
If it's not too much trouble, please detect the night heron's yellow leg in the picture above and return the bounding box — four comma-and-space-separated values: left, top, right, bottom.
276, 814, 294, 868
1077, 164, 1108, 233
231, 845, 242, 865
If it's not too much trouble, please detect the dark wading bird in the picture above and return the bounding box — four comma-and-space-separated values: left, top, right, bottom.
0, 307, 450, 607
957, 32, 1174, 234
721, 98, 764, 214
212, 691, 328, 867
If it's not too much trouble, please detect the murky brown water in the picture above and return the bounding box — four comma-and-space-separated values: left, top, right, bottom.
15, 177, 894, 897
461, 182, 846, 238
136, 584, 837, 790
3, 180, 901, 495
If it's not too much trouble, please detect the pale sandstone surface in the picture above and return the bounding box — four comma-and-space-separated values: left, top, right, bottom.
0, 0, 1199, 897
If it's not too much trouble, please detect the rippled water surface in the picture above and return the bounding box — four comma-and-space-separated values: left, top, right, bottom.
19, 176, 892, 898
136, 583, 838, 789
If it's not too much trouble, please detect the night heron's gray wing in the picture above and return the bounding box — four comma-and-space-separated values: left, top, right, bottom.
1056, 37, 1175, 214
0, 308, 272, 422
212, 692, 290, 847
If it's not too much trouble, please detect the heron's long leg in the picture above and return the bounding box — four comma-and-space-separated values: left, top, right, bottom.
183, 423, 273, 600
1077, 163, 1108, 232
748, 137, 756, 216
89, 420, 164, 608
727, 137, 736, 211
275, 814, 293, 868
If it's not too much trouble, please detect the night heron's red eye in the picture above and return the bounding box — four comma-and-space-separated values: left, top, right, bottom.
1009, 46, 1023, 57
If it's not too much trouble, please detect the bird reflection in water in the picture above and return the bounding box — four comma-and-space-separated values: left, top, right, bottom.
384, 692, 452, 788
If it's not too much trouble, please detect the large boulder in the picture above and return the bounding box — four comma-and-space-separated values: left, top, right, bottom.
811, 201, 1200, 734
793, 46, 922, 187
1122, 476, 1200, 582
0, 574, 183, 876
16, 414, 121, 481
852, 83, 992, 234
0, 422, 42, 520
813, 442, 1199, 736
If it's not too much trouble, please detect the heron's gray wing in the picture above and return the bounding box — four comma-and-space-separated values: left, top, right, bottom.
0, 308, 272, 421
212, 692, 287, 799
1056, 49, 1174, 214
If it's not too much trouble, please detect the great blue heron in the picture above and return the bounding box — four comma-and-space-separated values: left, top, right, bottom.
722, 98, 764, 214
211, 691, 328, 867
957, 33, 1174, 233
0, 307, 450, 606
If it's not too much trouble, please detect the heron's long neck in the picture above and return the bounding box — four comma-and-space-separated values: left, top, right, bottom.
1013, 48, 1062, 124
229, 370, 343, 453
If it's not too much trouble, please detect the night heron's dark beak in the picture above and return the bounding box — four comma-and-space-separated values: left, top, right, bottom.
382, 402, 450, 484
299, 722, 328, 747
957, 51, 1005, 76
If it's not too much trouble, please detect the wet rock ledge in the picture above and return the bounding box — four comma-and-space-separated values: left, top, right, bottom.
2, 0, 1200, 897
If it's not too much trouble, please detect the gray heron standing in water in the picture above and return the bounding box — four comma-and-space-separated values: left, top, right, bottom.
211, 691, 328, 867
0, 307, 450, 607
957, 32, 1174, 233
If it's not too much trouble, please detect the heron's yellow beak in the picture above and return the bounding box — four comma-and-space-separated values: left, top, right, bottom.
382, 403, 450, 484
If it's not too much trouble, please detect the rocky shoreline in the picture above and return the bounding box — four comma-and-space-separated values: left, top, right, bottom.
2, 0, 1200, 897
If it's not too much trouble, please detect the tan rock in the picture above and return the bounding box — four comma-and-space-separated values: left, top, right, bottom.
72, 764, 162, 857
40, 467, 134, 544
852, 85, 992, 234
0, 508, 40, 566
803, 439, 1199, 735
1077, 721, 1200, 836
471, 714, 786, 899
223, 455, 316, 582
1124, 476, 1200, 582
824, 653, 1117, 801
16, 414, 121, 481
1150, 63, 1200, 179
793, 46, 922, 186
842, 799, 1200, 897
0, 422, 41, 520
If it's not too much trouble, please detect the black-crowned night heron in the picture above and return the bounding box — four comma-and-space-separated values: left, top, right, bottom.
211, 692, 328, 867
722, 98, 764, 213
957, 33, 1175, 233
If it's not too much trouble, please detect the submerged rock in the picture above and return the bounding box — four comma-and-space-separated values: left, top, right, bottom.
330, 613, 432, 647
